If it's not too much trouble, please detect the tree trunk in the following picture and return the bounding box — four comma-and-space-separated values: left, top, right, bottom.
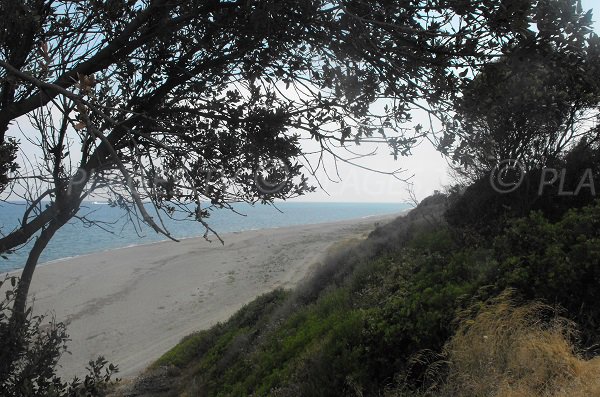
11, 220, 63, 324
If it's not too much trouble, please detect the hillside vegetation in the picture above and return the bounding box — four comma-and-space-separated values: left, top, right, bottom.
116, 188, 600, 396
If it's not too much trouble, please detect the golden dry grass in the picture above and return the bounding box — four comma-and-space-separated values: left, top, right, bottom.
439, 290, 600, 397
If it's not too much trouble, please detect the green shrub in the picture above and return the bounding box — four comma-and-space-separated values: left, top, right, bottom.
492, 202, 600, 344
143, 199, 600, 396
0, 276, 118, 397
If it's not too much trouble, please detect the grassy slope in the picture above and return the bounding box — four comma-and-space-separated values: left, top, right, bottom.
120, 195, 600, 397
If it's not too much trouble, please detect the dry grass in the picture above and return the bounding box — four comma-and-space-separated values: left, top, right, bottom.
438, 290, 600, 397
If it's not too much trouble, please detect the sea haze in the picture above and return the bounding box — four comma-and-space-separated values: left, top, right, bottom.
0, 201, 410, 272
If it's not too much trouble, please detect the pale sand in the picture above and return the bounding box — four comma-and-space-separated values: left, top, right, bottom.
13, 214, 398, 380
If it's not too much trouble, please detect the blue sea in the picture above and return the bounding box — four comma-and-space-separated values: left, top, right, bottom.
0, 201, 410, 272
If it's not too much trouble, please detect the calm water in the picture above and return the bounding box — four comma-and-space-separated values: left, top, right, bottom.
0, 201, 410, 272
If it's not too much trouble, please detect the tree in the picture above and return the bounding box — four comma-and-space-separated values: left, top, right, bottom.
438, 3, 600, 238
0, 0, 591, 336
441, 2, 600, 178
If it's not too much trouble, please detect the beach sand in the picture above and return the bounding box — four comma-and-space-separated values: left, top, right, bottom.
14, 214, 398, 380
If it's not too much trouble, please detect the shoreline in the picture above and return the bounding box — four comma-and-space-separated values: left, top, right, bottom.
4, 209, 409, 275
10, 211, 406, 380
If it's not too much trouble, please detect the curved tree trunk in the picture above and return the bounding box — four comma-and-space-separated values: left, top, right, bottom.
2, 214, 72, 381
11, 219, 64, 324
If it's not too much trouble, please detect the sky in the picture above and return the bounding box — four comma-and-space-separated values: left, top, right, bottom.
5, 2, 600, 205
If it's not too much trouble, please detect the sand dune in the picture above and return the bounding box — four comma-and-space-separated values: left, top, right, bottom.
12, 214, 398, 380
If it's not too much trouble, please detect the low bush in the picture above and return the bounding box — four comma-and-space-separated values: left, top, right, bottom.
445, 139, 600, 241
0, 276, 118, 397
492, 201, 600, 345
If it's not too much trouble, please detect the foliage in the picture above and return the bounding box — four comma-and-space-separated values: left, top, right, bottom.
0, 137, 18, 190
154, 288, 289, 371
492, 201, 600, 345
445, 138, 600, 241
443, 2, 600, 176
146, 221, 477, 395
137, 197, 600, 396
0, 276, 118, 397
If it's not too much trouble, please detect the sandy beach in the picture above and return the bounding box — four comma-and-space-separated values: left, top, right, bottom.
10, 213, 399, 380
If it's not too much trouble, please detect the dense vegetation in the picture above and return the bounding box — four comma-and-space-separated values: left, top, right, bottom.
120, 182, 600, 396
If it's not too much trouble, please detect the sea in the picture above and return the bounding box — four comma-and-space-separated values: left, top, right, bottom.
0, 201, 411, 272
